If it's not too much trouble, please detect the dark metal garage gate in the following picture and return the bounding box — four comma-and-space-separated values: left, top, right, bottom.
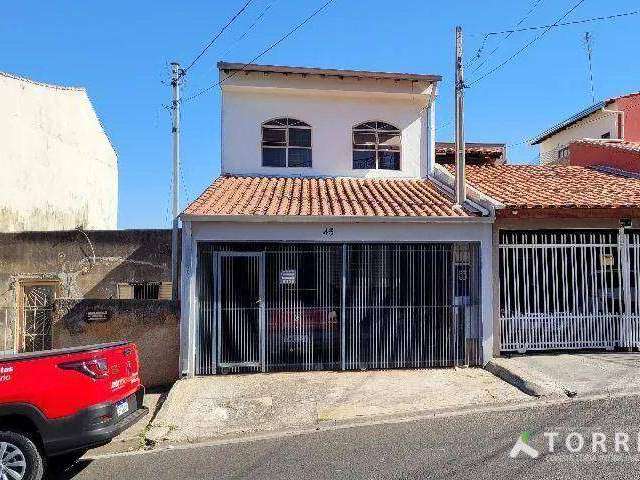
195, 242, 482, 375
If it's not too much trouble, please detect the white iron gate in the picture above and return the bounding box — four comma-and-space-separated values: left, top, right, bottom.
499, 229, 640, 352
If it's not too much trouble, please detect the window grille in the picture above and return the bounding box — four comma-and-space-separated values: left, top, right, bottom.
353, 121, 401, 170
262, 118, 312, 167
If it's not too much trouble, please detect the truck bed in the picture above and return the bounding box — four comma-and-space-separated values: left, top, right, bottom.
0, 341, 129, 363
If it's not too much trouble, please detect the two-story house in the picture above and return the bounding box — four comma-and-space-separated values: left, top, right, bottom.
178, 62, 497, 376
531, 92, 640, 171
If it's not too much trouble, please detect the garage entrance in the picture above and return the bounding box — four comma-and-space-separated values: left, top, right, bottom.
195, 242, 482, 374
499, 229, 640, 352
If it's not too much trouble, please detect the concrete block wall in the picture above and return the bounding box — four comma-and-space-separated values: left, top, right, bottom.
52, 299, 180, 387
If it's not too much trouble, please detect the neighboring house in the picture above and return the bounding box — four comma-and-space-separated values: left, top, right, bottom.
443, 163, 640, 355
179, 62, 497, 376
0, 229, 178, 386
435, 142, 506, 165
0, 72, 118, 232
531, 92, 640, 165
564, 139, 640, 173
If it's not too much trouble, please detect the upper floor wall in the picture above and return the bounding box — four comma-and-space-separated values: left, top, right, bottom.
219, 63, 440, 179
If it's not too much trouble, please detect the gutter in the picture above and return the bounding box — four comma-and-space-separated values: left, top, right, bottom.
430, 164, 504, 215
180, 213, 493, 224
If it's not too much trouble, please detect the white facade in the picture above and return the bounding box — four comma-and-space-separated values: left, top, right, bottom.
179, 219, 495, 376
538, 107, 621, 164
220, 69, 436, 178
0, 72, 118, 232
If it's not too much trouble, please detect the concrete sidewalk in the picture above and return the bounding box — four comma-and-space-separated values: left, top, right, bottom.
146, 368, 528, 445
487, 352, 640, 398
87, 390, 166, 455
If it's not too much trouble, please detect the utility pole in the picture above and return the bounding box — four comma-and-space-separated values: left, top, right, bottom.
170, 62, 182, 301
454, 25, 466, 205
584, 32, 595, 104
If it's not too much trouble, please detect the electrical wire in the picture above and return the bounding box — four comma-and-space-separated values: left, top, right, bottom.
469, 0, 544, 74
183, 0, 255, 74
466, 0, 587, 88
220, 0, 279, 59
182, 0, 337, 103
481, 8, 640, 36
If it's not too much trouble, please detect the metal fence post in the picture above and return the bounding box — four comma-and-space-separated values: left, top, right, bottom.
619, 227, 633, 349
341, 244, 347, 371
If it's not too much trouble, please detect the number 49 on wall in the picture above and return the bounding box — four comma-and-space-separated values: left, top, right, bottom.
322, 226, 335, 237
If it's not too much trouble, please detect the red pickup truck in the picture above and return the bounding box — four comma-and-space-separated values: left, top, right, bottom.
0, 341, 147, 480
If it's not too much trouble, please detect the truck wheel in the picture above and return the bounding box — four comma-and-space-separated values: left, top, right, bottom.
0, 431, 44, 480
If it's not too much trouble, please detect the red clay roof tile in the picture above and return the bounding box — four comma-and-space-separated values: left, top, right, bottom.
451, 164, 640, 210
184, 175, 476, 218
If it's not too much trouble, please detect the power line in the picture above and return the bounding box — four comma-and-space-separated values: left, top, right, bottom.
183, 0, 255, 74
466, 0, 587, 88
220, 0, 279, 59
469, 0, 544, 74
480, 8, 639, 36
182, 0, 337, 103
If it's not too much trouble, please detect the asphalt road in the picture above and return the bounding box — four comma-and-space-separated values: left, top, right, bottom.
58, 394, 640, 480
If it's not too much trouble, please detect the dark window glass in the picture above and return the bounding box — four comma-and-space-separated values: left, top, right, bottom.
288, 119, 310, 127
132, 283, 160, 300
353, 132, 377, 147
289, 128, 311, 147
601, 132, 611, 139
378, 132, 401, 150
353, 150, 376, 169
378, 151, 400, 170
262, 127, 286, 146
377, 121, 398, 131
352, 121, 401, 170
264, 118, 288, 127
262, 118, 311, 167
288, 148, 312, 167
262, 148, 286, 167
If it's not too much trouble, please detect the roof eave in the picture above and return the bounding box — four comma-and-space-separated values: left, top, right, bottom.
530, 99, 614, 145
180, 214, 492, 224
217, 61, 442, 84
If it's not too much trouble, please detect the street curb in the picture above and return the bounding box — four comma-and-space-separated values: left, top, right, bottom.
84, 389, 640, 461
484, 359, 565, 398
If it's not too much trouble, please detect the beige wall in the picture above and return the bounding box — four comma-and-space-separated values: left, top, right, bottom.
52, 299, 180, 388
0, 72, 117, 232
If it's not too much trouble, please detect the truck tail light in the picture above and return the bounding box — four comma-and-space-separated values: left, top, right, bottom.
59, 358, 109, 379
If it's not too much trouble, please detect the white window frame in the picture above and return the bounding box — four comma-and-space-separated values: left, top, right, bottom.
261, 118, 312, 168
352, 121, 401, 170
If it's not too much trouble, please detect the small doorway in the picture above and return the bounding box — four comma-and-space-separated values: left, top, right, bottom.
217, 253, 265, 371
17, 280, 59, 353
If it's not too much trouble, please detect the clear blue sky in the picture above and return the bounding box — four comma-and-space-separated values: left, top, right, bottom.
4, 1, 639, 228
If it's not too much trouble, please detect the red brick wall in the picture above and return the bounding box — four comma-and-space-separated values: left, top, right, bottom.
569, 142, 640, 173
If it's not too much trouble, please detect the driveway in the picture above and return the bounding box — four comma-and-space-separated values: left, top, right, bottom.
490, 352, 640, 397
146, 368, 528, 445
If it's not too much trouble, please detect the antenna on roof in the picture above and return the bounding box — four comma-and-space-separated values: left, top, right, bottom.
583, 32, 596, 104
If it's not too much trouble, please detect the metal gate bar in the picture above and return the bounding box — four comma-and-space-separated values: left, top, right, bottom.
499, 230, 622, 352
195, 242, 482, 374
